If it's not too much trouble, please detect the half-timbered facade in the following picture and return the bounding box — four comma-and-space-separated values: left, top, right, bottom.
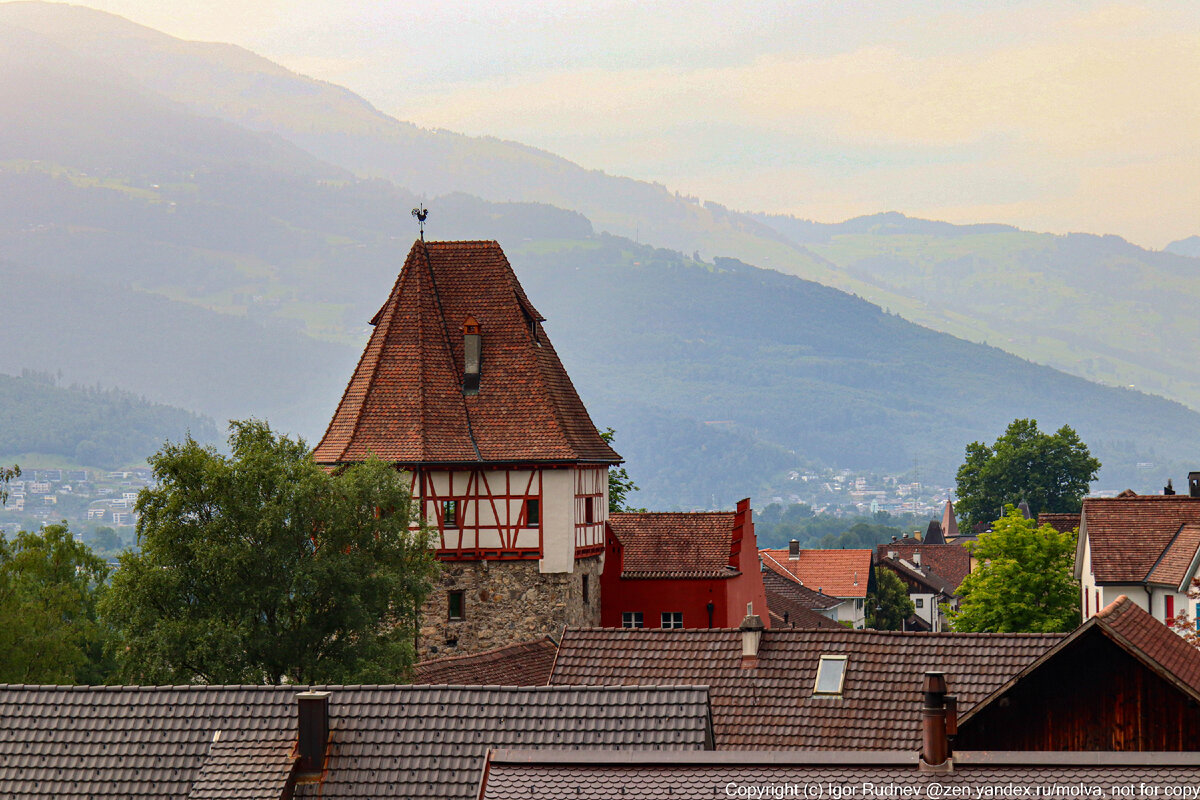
314, 239, 620, 657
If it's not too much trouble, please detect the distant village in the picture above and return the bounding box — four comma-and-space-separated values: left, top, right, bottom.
6, 237, 1200, 796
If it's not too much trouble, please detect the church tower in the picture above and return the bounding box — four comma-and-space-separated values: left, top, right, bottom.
314, 240, 620, 658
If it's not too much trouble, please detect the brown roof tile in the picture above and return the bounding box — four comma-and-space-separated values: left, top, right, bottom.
479, 750, 1200, 799
313, 241, 619, 466
873, 542, 971, 590
879, 557, 960, 596
1097, 594, 1200, 695
1038, 512, 1081, 533
763, 571, 844, 630
550, 627, 1061, 750
187, 739, 295, 800
0, 684, 710, 800
1082, 496, 1200, 584
760, 548, 873, 598
609, 512, 737, 579
413, 636, 558, 686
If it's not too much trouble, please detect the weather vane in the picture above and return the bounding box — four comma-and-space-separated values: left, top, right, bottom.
412, 204, 429, 241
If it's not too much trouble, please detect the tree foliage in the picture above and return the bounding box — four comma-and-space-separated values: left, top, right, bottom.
0, 463, 17, 506
955, 419, 1100, 530
949, 507, 1079, 632
867, 568, 915, 630
101, 420, 437, 685
601, 428, 644, 513
0, 523, 111, 683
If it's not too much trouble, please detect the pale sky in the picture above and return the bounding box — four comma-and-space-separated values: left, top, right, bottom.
56, 1, 1200, 248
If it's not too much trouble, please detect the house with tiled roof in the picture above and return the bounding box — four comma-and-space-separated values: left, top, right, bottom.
313, 239, 620, 658
759, 544, 874, 628
0, 684, 712, 799
761, 569, 843, 630
601, 498, 769, 629
1075, 478, 1200, 633
550, 623, 1061, 750
413, 635, 559, 685
875, 538, 971, 631
957, 595, 1200, 750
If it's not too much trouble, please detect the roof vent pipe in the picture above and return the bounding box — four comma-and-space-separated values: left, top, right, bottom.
919, 672, 952, 774
1165, 479, 1176, 496
297, 691, 331, 777
739, 603, 765, 669
788, 540, 800, 560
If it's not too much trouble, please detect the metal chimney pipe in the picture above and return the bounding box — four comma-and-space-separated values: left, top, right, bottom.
297, 691, 330, 776
921, 672, 950, 770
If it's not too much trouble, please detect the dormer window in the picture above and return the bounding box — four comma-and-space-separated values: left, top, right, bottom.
462, 316, 481, 395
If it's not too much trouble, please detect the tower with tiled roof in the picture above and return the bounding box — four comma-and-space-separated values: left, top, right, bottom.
315, 239, 620, 657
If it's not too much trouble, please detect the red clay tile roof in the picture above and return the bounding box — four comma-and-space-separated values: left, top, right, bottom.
760, 548, 872, 598
1038, 512, 1081, 532
609, 512, 738, 579
478, 750, 1200, 799
314, 240, 619, 465
0, 684, 710, 800
413, 636, 558, 686
1096, 594, 1200, 695
1081, 496, 1200, 584
762, 571, 844, 630
878, 557, 960, 597
1146, 522, 1200, 590
551, 627, 1061, 750
873, 542, 971, 590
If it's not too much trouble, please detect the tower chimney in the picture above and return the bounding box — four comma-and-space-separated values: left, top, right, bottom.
1189, 472, 1200, 499
920, 672, 951, 773
296, 691, 330, 777
788, 539, 800, 560
740, 603, 765, 669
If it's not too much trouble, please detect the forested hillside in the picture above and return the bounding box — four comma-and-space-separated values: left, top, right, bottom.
0, 372, 217, 468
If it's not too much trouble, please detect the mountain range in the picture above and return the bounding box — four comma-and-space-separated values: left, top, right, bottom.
2, 2, 1199, 507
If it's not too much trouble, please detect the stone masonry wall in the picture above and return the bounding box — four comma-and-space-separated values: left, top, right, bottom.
418, 555, 603, 660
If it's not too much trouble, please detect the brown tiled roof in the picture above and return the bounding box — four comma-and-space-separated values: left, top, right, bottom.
879, 557, 960, 597
413, 636, 558, 686
0, 684, 711, 800
873, 542, 971, 590
959, 596, 1200, 730
550, 627, 1061, 750
762, 570, 844, 630
1081, 496, 1200, 584
1096, 595, 1200, 695
478, 750, 1200, 799
313, 240, 619, 465
1038, 512, 1081, 532
1146, 523, 1200, 590
609, 512, 737, 579
187, 739, 296, 800
760, 548, 872, 598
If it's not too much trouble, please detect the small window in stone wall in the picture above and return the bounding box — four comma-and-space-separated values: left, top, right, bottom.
448, 590, 465, 621
582, 574, 590, 604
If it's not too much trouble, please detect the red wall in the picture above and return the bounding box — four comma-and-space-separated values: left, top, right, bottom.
600, 499, 770, 629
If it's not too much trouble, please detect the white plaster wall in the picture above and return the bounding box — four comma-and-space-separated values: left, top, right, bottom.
540, 468, 574, 574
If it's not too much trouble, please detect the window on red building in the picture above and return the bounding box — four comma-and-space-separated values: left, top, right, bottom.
661, 612, 683, 629
621, 612, 643, 628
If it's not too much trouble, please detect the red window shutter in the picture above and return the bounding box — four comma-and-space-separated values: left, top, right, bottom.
1166, 595, 1175, 622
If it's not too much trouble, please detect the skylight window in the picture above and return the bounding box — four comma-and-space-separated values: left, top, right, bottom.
814, 655, 848, 696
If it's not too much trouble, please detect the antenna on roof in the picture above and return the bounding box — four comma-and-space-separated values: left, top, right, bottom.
411, 204, 429, 241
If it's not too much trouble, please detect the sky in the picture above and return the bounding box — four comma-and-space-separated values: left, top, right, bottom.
62, 0, 1200, 248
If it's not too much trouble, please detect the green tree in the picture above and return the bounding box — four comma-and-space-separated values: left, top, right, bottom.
101, 420, 437, 685
0, 464, 18, 506
955, 419, 1100, 530
0, 523, 111, 683
601, 428, 644, 512
867, 568, 915, 630
949, 506, 1079, 632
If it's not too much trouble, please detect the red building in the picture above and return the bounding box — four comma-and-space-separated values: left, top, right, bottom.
600, 499, 770, 629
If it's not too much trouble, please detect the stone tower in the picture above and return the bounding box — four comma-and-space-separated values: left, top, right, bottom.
313, 240, 620, 658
